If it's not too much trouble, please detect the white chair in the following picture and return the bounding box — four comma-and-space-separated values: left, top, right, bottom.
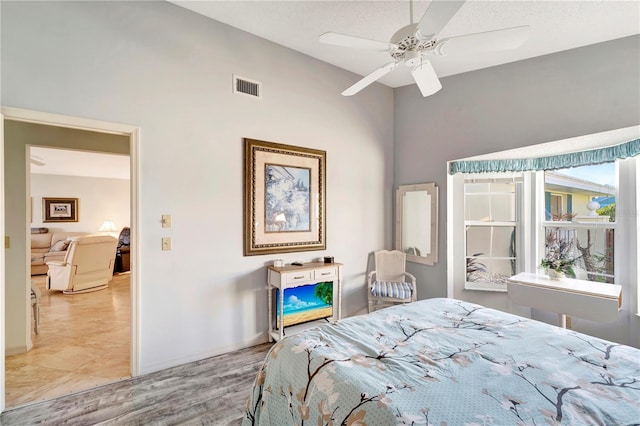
367, 250, 417, 313
47, 235, 118, 294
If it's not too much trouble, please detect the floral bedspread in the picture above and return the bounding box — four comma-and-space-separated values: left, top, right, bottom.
244, 298, 640, 425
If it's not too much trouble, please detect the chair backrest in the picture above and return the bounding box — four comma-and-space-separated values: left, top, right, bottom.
65, 235, 118, 275
118, 227, 130, 248
374, 250, 407, 282
51, 232, 87, 248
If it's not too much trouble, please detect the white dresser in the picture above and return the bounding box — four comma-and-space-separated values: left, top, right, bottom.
267, 262, 343, 341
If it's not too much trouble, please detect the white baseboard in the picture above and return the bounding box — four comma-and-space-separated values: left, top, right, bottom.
137, 334, 269, 376
5, 343, 31, 356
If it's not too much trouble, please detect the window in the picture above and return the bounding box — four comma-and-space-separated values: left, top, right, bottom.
453, 162, 623, 291
447, 128, 639, 332
549, 194, 563, 219
463, 175, 523, 291
449, 143, 640, 291
543, 163, 616, 283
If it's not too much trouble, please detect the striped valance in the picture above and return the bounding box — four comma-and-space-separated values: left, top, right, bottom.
449, 138, 640, 175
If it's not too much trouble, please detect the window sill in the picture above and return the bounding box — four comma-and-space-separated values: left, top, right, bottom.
464, 283, 508, 293
508, 272, 622, 323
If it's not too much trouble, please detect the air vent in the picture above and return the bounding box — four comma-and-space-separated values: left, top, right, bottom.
233, 75, 262, 99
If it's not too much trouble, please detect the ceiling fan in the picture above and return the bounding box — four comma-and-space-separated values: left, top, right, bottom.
30, 155, 46, 166
319, 0, 529, 97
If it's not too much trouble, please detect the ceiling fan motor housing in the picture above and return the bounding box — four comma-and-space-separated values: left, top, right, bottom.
390, 24, 436, 63
403, 50, 422, 67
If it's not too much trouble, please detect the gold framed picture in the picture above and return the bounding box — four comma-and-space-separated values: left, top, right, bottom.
244, 138, 326, 256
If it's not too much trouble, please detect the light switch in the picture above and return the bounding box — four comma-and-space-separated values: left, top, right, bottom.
162, 214, 172, 228
4, 236, 9, 248
162, 237, 171, 251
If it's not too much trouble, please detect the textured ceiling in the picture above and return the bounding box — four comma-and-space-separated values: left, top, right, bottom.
169, 0, 640, 88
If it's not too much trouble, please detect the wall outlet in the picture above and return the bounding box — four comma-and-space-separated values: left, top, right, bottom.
162, 214, 172, 228
162, 237, 171, 251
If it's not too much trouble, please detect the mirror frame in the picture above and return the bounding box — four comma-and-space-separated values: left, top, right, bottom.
395, 183, 439, 265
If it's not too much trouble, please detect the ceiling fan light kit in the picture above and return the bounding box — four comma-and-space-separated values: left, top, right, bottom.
319, 0, 529, 98
411, 60, 442, 97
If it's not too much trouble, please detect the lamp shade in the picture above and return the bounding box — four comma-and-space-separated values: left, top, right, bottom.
99, 221, 117, 233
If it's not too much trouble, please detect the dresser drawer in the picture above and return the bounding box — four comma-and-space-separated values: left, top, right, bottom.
284, 270, 313, 284
314, 267, 337, 281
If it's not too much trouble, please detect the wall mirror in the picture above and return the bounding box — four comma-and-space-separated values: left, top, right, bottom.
396, 183, 438, 265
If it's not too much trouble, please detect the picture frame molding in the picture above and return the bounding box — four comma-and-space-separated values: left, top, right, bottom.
244, 138, 326, 256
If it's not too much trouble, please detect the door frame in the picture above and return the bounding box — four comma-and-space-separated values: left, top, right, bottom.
0, 106, 141, 412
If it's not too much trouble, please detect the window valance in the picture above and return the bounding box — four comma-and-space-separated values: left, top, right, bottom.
449, 138, 640, 175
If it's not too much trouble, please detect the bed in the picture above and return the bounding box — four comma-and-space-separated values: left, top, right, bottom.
244, 298, 639, 425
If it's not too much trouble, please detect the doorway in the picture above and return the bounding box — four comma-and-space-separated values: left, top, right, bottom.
0, 107, 140, 412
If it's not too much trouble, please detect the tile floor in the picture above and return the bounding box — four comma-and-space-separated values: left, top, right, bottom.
5, 273, 130, 408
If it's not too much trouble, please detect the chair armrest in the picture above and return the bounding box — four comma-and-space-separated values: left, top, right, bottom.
404, 272, 417, 285
46, 261, 67, 267
367, 270, 377, 286
47, 262, 73, 291
31, 283, 41, 300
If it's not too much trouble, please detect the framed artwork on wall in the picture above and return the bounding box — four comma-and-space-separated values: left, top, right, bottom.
244, 138, 326, 256
43, 197, 79, 222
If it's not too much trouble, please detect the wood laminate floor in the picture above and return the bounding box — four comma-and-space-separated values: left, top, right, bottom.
1, 342, 273, 425
5, 273, 131, 408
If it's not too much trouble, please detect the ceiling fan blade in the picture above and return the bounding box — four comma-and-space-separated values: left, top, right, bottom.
319, 32, 397, 52
342, 61, 399, 96
417, 0, 466, 40
436, 26, 530, 56
30, 156, 46, 166
411, 60, 442, 97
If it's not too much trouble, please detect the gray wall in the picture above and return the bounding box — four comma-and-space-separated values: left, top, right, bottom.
394, 35, 640, 332
2, 1, 394, 371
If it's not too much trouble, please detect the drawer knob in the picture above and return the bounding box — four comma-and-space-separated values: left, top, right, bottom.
293, 275, 304, 279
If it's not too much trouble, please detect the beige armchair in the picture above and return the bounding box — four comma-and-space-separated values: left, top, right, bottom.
47, 235, 118, 294
367, 250, 417, 312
